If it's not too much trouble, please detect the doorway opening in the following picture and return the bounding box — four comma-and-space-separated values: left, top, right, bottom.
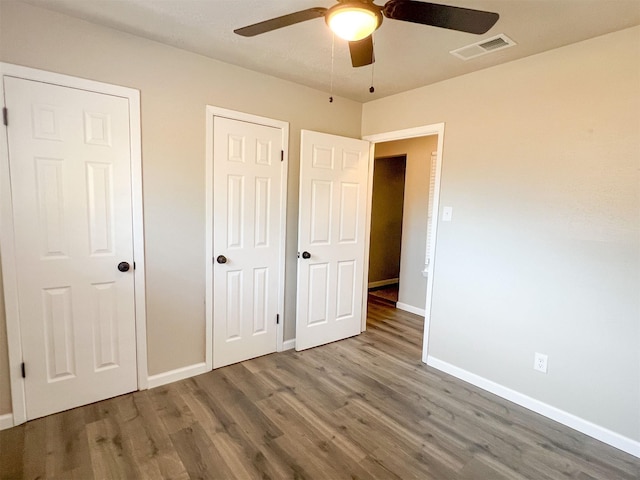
363, 124, 445, 363
367, 154, 406, 306
366, 134, 439, 319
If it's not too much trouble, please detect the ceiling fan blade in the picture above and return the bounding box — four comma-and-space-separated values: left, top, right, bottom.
383, 1, 498, 35
349, 36, 375, 67
234, 7, 327, 37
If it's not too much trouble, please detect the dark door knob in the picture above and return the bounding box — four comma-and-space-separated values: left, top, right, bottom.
117, 261, 130, 272
216, 255, 227, 264
301, 251, 311, 259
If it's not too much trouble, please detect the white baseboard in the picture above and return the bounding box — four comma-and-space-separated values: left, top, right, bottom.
0, 413, 13, 430
426, 356, 640, 459
396, 302, 426, 317
368, 278, 399, 289
283, 339, 296, 351
147, 362, 209, 389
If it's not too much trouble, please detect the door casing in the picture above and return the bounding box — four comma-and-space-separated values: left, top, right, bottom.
205, 106, 289, 368
363, 123, 445, 362
0, 63, 147, 426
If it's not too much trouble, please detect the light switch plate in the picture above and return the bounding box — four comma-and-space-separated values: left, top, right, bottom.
442, 206, 453, 222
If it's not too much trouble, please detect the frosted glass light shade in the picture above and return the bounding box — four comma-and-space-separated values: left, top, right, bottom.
326, 6, 380, 41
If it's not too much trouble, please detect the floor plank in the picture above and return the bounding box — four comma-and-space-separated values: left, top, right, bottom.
1, 299, 638, 479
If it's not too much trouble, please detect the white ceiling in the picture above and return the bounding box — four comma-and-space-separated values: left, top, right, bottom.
19, 0, 640, 102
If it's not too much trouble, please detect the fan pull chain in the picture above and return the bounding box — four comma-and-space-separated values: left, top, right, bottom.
369, 35, 375, 94
329, 33, 335, 103
369, 64, 375, 93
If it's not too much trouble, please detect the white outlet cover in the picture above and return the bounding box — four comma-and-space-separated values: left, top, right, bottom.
534, 352, 548, 373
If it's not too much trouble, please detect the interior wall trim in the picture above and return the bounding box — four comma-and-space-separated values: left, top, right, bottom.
396, 302, 426, 317
427, 355, 640, 459
147, 362, 209, 389
0, 413, 13, 430
368, 278, 399, 289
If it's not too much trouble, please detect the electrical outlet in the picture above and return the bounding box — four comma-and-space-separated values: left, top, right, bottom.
534, 352, 548, 373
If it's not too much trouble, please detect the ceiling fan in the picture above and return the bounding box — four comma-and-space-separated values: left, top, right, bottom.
234, 0, 499, 68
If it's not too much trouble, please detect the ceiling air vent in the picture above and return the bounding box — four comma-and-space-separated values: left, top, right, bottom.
450, 34, 516, 60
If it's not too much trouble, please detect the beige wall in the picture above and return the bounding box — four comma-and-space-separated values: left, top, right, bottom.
374, 136, 438, 310
368, 156, 405, 285
0, 1, 362, 414
363, 27, 640, 441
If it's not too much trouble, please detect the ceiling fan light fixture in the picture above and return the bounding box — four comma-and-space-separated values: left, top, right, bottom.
326, 3, 382, 41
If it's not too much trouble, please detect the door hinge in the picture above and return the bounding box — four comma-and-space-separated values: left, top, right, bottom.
2, 108, 7, 127
280, 150, 284, 162
21, 362, 25, 378
276, 314, 280, 325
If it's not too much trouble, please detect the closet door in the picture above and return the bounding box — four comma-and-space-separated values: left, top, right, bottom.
5, 76, 138, 419
212, 116, 283, 368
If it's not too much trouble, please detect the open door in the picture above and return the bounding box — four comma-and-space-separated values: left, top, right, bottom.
295, 130, 370, 351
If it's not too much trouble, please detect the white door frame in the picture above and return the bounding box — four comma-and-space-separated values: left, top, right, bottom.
0, 63, 148, 426
363, 123, 445, 362
205, 106, 289, 368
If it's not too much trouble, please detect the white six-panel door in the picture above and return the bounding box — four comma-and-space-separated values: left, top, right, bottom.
296, 130, 370, 351
212, 116, 283, 368
4, 76, 138, 419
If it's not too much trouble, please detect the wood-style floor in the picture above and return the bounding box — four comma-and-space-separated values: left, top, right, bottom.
1, 297, 638, 479
368, 284, 399, 305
